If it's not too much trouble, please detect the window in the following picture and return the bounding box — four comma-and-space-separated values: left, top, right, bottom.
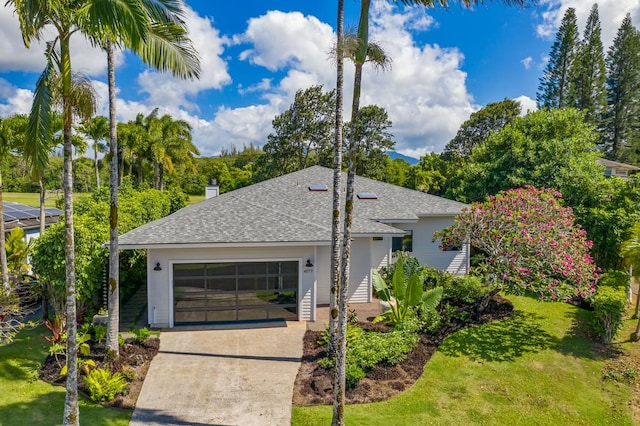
392, 230, 413, 253
309, 184, 328, 191
357, 192, 378, 200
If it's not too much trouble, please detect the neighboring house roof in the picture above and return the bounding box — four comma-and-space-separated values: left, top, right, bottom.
596, 158, 640, 172
3, 201, 63, 233
119, 166, 467, 248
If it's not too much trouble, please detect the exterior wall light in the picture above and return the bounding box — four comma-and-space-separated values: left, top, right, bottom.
153, 262, 162, 271
306, 259, 314, 268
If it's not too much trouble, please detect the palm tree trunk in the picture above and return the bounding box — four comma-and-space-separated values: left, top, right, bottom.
60, 35, 80, 426
330, 0, 345, 424
153, 160, 160, 189
39, 175, 46, 236
0, 173, 9, 293
39, 174, 49, 320
329, 0, 345, 356
137, 162, 143, 185
94, 142, 100, 189
106, 40, 120, 358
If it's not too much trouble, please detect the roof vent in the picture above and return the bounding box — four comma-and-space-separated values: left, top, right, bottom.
309, 184, 328, 192
357, 192, 378, 200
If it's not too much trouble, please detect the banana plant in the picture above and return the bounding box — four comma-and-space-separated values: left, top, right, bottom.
372, 256, 443, 326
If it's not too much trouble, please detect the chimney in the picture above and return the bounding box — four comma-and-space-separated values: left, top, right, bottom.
205, 178, 219, 199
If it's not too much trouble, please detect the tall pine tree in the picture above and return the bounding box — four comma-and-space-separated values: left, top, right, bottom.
574, 3, 607, 126
537, 7, 580, 109
604, 13, 640, 163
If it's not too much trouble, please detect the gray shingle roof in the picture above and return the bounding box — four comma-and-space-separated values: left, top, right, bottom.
119, 166, 467, 247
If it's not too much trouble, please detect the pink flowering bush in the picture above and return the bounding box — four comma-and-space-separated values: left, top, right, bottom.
434, 186, 598, 301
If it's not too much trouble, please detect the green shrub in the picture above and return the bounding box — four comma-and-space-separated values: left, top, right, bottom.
419, 309, 442, 334
84, 368, 128, 402
130, 327, 159, 344
120, 365, 137, 382
597, 271, 630, 291
318, 324, 420, 388
450, 275, 489, 304
346, 328, 419, 387
423, 267, 454, 289
345, 364, 366, 389
592, 286, 627, 344
423, 268, 489, 305
93, 325, 107, 343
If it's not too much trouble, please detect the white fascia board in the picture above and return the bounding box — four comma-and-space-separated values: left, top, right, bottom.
352, 232, 405, 238
416, 213, 461, 218
118, 240, 331, 250
375, 219, 419, 224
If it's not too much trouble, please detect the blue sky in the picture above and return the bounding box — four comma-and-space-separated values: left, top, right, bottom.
0, 1, 638, 158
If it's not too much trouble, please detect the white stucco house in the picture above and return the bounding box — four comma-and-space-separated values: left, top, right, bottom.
597, 158, 640, 179
118, 166, 469, 327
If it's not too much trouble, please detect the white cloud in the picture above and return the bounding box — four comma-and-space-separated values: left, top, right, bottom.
136, 7, 232, 111
521, 56, 533, 70
363, 2, 474, 154
236, 11, 334, 77
0, 79, 33, 116
536, 1, 640, 48
0, 4, 481, 158
191, 5, 476, 156
514, 95, 538, 115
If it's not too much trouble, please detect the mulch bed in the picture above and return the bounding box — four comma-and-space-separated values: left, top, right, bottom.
292, 295, 514, 406
39, 338, 160, 410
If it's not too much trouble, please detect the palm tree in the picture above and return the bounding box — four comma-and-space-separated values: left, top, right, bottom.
101, 3, 200, 362
621, 222, 640, 340
155, 114, 198, 190
78, 115, 109, 189
330, 0, 345, 424
0, 117, 12, 292
8, 1, 198, 424
331, 1, 530, 424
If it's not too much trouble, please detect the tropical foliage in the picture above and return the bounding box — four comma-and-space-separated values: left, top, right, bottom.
372, 255, 443, 327
435, 186, 599, 301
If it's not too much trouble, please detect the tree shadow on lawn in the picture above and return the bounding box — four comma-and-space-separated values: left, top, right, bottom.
555, 306, 622, 360
0, 389, 130, 426
438, 310, 559, 362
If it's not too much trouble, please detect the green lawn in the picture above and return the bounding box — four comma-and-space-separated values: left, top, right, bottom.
3, 192, 60, 208
292, 295, 636, 426
187, 194, 205, 204
0, 325, 130, 426
4, 191, 204, 207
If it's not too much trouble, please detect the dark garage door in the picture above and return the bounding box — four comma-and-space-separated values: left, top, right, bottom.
173, 261, 298, 324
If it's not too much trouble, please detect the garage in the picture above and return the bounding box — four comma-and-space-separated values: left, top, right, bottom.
173, 261, 298, 324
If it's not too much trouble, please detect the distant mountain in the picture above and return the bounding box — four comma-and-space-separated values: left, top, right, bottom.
387, 151, 419, 165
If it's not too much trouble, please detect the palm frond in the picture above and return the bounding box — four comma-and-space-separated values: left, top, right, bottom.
6, 0, 52, 46
25, 61, 52, 173
81, 0, 149, 48
136, 21, 201, 80
364, 41, 392, 71
139, 0, 187, 25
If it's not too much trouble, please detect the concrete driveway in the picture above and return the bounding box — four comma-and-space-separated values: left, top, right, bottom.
129, 321, 307, 426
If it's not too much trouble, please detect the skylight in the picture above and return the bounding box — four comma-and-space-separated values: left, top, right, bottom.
357, 192, 378, 200
308, 184, 328, 191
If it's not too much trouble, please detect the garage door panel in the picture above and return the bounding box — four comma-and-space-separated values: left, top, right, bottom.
173, 261, 299, 324
210, 277, 235, 292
